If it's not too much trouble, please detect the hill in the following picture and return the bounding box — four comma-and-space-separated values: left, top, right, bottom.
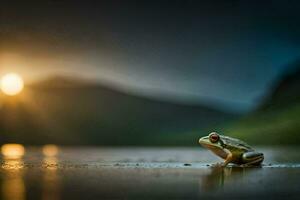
0, 76, 236, 146
226, 67, 300, 145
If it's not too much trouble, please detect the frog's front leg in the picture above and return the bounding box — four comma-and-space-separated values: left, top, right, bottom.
241, 151, 264, 166
213, 149, 233, 167
222, 149, 234, 167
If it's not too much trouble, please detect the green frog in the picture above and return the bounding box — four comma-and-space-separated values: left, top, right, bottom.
199, 132, 264, 167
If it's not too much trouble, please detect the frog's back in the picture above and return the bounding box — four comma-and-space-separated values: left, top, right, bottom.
220, 135, 253, 152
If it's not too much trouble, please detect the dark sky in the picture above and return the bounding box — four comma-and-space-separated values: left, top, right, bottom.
1, 0, 300, 112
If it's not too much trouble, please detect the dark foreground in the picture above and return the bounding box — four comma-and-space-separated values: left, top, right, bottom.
1, 147, 300, 200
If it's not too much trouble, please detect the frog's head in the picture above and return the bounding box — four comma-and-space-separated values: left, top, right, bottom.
199, 132, 224, 150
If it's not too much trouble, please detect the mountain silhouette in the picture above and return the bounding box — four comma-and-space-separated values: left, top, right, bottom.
227, 65, 300, 145
0, 76, 236, 145
262, 66, 300, 110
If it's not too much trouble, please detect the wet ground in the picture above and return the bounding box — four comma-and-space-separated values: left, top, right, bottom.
1, 146, 300, 200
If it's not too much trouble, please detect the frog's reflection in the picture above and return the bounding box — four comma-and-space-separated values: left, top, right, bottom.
42, 145, 60, 200
1, 144, 26, 200
199, 166, 253, 191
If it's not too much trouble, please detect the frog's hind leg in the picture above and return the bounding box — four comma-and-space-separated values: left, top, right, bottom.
241, 152, 264, 167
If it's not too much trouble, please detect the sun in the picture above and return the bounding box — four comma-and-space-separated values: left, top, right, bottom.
0, 73, 24, 96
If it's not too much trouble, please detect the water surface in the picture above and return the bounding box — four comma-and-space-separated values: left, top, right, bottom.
1, 147, 299, 200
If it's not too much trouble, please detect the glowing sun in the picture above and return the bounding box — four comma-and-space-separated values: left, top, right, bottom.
0, 73, 24, 96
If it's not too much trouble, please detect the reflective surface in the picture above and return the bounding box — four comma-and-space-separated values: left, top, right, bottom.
1, 146, 300, 200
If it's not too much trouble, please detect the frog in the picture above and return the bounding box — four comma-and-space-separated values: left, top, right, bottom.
198, 132, 264, 167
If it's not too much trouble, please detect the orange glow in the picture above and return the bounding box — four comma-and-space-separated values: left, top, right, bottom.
2, 175, 25, 200
2, 159, 24, 170
43, 157, 58, 170
0, 73, 24, 96
1, 144, 25, 159
43, 144, 59, 157
43, 145, 59, 171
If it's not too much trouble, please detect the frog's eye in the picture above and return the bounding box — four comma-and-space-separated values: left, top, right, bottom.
209, 133, 219, 143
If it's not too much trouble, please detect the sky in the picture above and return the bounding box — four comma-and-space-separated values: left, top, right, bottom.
1, 0, 300, 112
